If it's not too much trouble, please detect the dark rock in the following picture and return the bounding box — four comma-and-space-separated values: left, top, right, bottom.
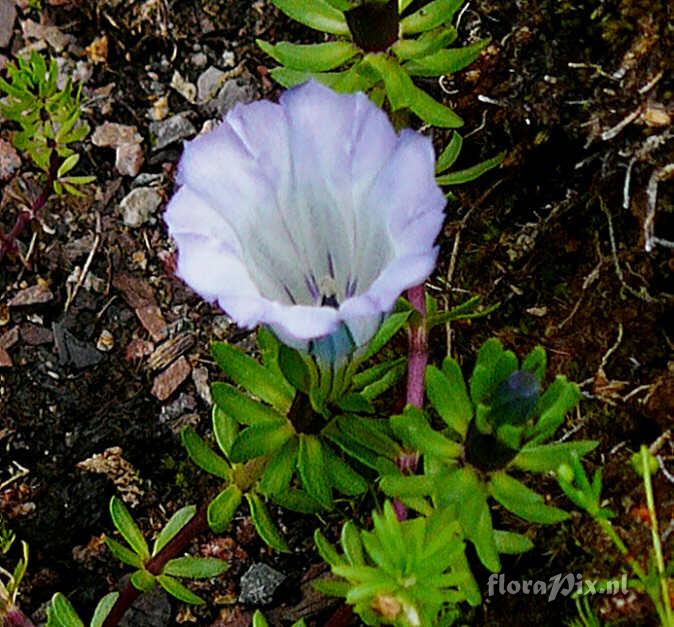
52, 322, 103, 369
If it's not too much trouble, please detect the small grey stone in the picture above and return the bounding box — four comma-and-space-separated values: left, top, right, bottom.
204, 78, 256, 118
0, 0, 17, 48
119, 575, 171, 627
239, 563, 286, 606
0, 138, 20, 181
197, 65, 227, 103
120, 187, 162, 227
52, 322, 103, 370
132, 172, 162, 188
149, 113, 196, 150
115, 143, 144, 177
190, 51, 208, 68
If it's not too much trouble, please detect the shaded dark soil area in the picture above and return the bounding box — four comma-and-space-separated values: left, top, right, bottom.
1, 0, 672, 625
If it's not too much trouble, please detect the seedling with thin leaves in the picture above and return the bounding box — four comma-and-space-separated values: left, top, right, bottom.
102, 498, 227, 606
314, 501, 479, 626
557, 448, 674, 627
0, 540, 29, 626
0, 51, 94, 260
380, 338, 596, 572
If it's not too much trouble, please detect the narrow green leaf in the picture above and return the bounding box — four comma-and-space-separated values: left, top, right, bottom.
436, 131, 463, 173
181, 426, 231, 480
153, 505, 197, 555
259, 436, 298, 496
257, 40, 359, 72
246, 492, 290, 552
163, 556, 228, 579
48, 593, 85, 627
212, 405, 239, 459
278, 344, 311, 393
408, 84, 464, 127
405, 39, 490, 76
341, 521, 365, 566
270, 0, 350, 35
390, 406, 463, 458
335, 393, 375, 413
298, 435, 333, 509
512, 441, 598, 472
335, 415, 401, 458
269, 67, 351, 89
212, 382, 286, 426
522, 346, 547, 382
57, 153, 79, 178
314, 529, 345, 567
104, 537, 143, 568
530, 377, 581, 443
252, 610, 270, 627
436, 151, 505, 185
312, 578, 352, 597
211, 341, 293, 412
469, 338, 503, 404
208, 485, 243, 533
392, 27, 458, 61
157, 574, 204, 604
401, 0, 464, 34
91, 592, 119, 627
273, 488, 324, 514
493, 530, 534, 554
229, 421, 294, 463
362, 312, 411, 362
425, 361, 472, 437
365, 53, 413, 111
380, 473, 436, 497
489, 472, 569, 524
130, 569, 155, 592
109, 496, 149, 560
324, 444, 368, 496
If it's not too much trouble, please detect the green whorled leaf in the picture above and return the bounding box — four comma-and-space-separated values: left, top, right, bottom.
130, 569, 156, 593
359, 360, 406, 401
365, 53, 413, 111
436, 467, 500, 572
323, 420, 399, 474
390, 406, 463, 458
246, 492, 290, 552
312, 577, 352, 597
392, 27, 458, 61
335, 415, 401, 459
341, 521, 365, 566
47, 593, 85, 627
277, 344, 311, 393
211, 341, 293, 412
468, 338, 503, 405
270, 0, 350, 35
211, 382, 286, 426
361, 311, 412, 362
90, 592, 119, 627
229, 421, 294, 463
104, 537, 143, 568
436, 131, 463, 173
157, 574, 204, 604
529, 377, 581, 443
425, 360, 472, 437
298, 435, 333, 509
407, 83, 463, 128
404, 39, 490, 76
314, 529, 346, 567
153, 505, 197, 556
352, 358, 405, 390
259, 436, 298, 496
252, 610, 270, 627
400, 0, 464, 34
522, 345, 547, 382
512, 441, 598, 472
323, 444, 368, 496
273, 488, 324, 514
212, 405, 239, 459
436, 151, 506, 185
335, 392, 374, 413
257, 39, 359, 72
269, 66, 372, 92
56, 153, 78, 178
208, 485, 243, 533
109, 496, 149, 560
163, 556, 228, 579
493, 530, 534, 555
181, 426, 232, 480
426, 295, 500, 328
488, 471, 569, 524
379, 473, 436, 497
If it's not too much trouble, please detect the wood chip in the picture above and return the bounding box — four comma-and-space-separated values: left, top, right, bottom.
9, 284, 54, 307
20, 324, 52, 346
125, 337, 155, 362
0, 346, 12, 367
0, 326, 19, 349
77, 446, 144, 506
151, 356, 191, 401
136, 304, 168, 342
147, 333, 194, 371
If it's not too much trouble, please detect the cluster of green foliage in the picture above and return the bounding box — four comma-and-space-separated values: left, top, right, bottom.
0, 51, 94, 195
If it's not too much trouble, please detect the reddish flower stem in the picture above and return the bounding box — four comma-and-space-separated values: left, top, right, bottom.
2, 608, 36, 627
0, 152, 60, 263
101, 506, 208, 627
405, 284, 427, 410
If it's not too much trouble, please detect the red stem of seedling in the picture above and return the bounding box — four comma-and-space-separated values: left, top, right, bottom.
1, 608, 36, 627
101, 506, 208, 627
0, 151, 60, 263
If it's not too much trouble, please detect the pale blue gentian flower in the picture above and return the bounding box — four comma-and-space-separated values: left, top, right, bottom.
165, 81, 445, 370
